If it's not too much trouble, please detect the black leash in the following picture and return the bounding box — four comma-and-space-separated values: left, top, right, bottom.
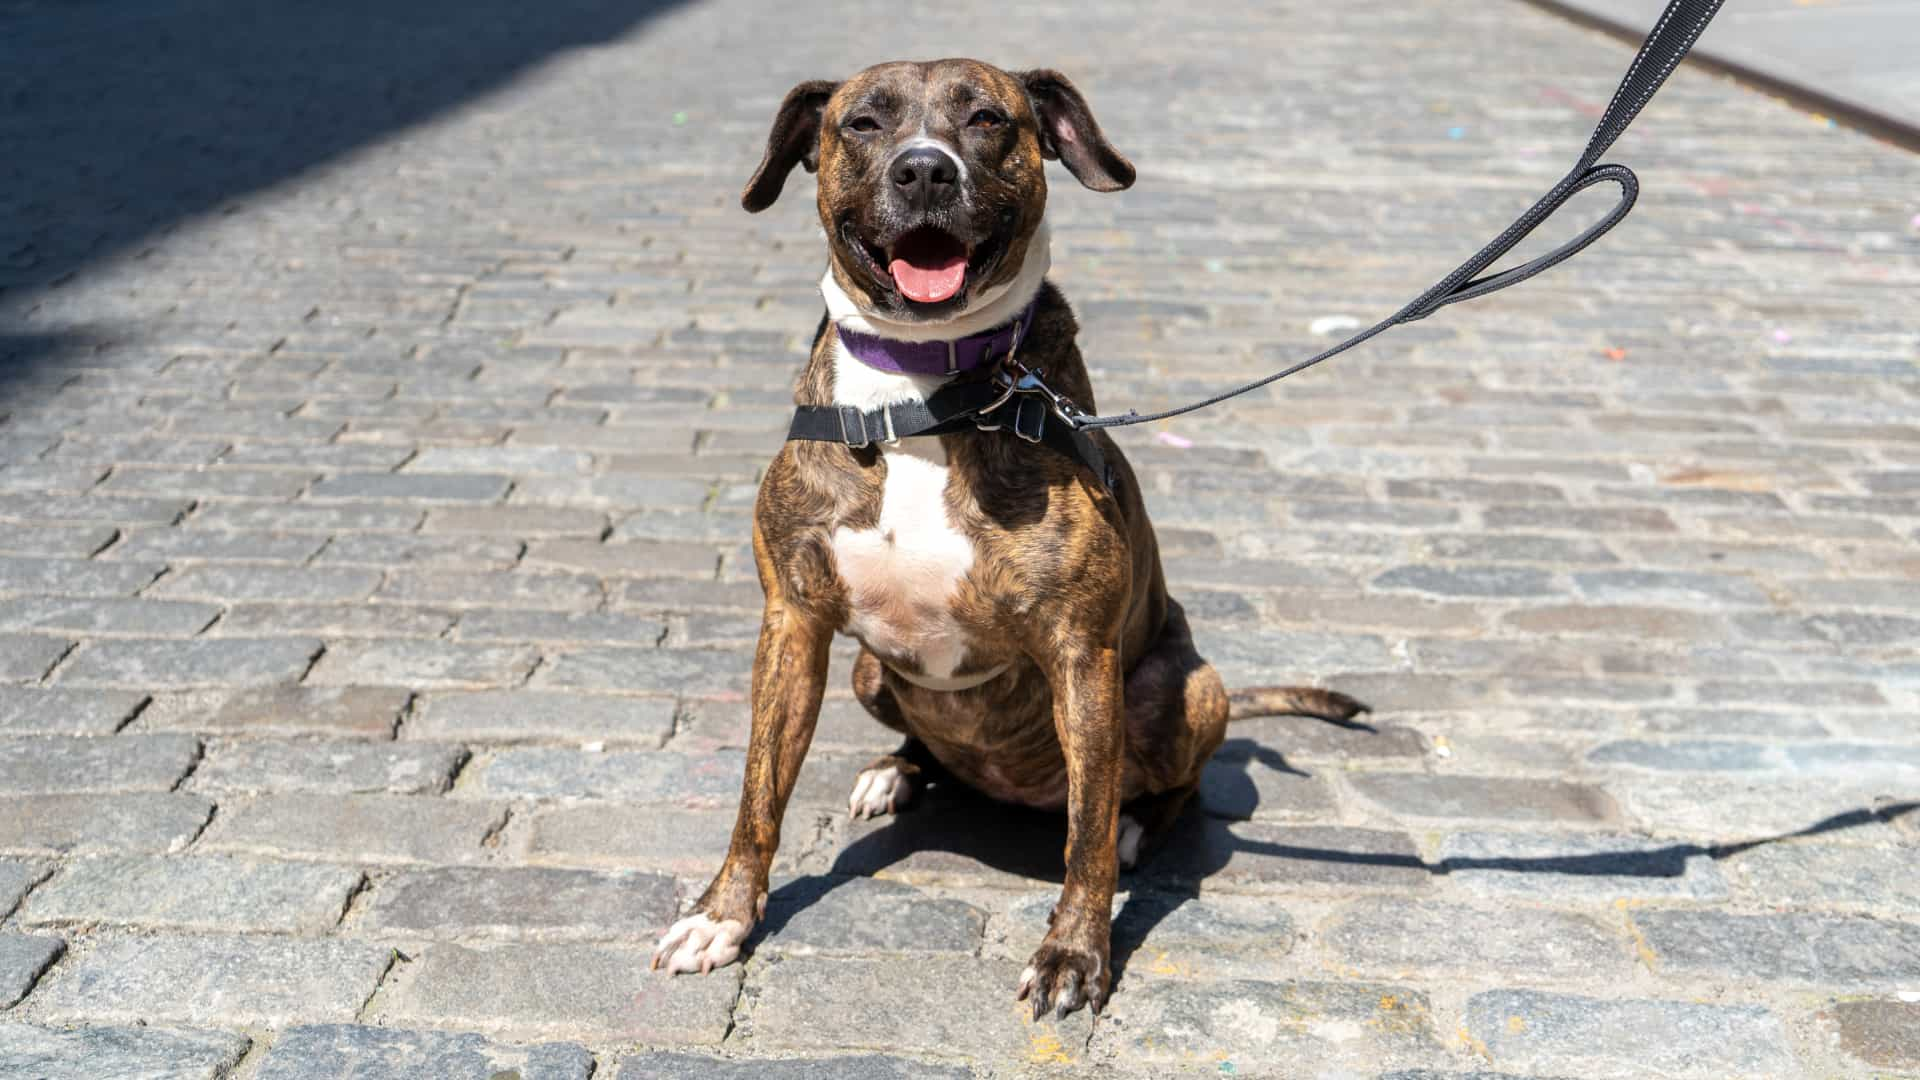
792, 0, 1725, 471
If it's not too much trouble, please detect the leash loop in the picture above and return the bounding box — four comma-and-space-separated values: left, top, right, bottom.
1071, 0, 1725, 431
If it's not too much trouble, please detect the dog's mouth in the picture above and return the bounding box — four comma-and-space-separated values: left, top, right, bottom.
841, 219, 1011, 313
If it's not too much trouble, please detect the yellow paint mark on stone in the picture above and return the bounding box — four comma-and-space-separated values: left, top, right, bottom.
1507, 1014, 1527, 1034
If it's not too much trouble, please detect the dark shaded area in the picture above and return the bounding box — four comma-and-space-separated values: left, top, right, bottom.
0, 0, 689, 380
757, 741, 1917, 996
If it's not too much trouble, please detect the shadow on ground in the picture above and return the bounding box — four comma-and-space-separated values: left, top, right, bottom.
0, 0, 691, 382
755, 733, 1918, 992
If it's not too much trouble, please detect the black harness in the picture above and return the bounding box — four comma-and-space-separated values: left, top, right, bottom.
788, 0, 1726, 483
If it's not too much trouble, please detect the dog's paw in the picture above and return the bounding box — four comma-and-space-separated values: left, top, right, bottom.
1116, 813, 1144, 871
847, 763, 912, 820
1017, 939, 1110, 1020
651, 912, 751, 975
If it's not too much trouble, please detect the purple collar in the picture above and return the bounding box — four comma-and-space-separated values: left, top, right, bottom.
835, 298, 1037, 377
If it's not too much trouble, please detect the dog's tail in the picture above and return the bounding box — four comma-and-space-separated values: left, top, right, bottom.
1228, 686, 1370, 723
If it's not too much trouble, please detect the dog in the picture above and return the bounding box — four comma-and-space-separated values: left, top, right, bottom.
652, 58, 1364, 1019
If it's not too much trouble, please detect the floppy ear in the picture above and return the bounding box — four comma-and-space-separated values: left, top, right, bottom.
1018, 69, 1135, 193
742, 79, 841, 213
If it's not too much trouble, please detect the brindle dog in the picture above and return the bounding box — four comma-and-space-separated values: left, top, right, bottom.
653, 59, 1364, 1019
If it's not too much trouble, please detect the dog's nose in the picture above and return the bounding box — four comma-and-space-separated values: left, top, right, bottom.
889, 146, 959, 211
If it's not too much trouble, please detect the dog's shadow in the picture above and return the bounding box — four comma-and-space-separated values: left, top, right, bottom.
752, 730, 1918, 993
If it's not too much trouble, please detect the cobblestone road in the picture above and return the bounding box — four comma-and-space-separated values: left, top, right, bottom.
2, 0, 1918, 1077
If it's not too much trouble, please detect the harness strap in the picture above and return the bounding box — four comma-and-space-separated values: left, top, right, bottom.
1073, 0, 1726, 431
787, 378, 1116, 491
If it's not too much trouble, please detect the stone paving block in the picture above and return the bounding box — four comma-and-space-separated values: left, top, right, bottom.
424, 505, 609, 537
20, 855, 359, 933
305, 640, 539, 689
0, 494, 191, 527
0, 1023, 249, 1080
200, 794, 504, 865
757, 876, 985, 956
376, 569, 602, 611
616, 1054, 969, 1080
0, 734, 200, 794
1348, 774, 1617, 825
1320, 898, 1632, 980
58, 637, 322, 689
310, 471, 510, 501
32, 934, 392, 1027
477, 748, 744, 803
215, 602, 460, 639
362, 866, 677, 941
517, 804, 741, 874
409, 690, 674, 746
1095, 978, 1439, 1073
148, 685, 410, 738
1633, 909, 1920, 987
1501, 604, 1723, 639
741, 954, 1068, 1063
193, 737, 465, 794
315, 532, 525, 570
0, 556, 164, 597
1463, 989, 1798, 1079
257, 1025, 594, 1080
0, 522, 117, 558
0, 933, 63, 1008
453, 608, 668, 646
1374, 565, 1560, 598
0, 793, 213, 855
524, 538, 721, 578
534, 646, 748, 695
378, 942, 737, 1043
149, 564, 381, 603
1438, 832, 1730, 901
0, 634, 70, 682
192, 501, 423, 532
1821, 999, 1920, 1072
1730, 842, 1920, 911
0, 596, 219, 637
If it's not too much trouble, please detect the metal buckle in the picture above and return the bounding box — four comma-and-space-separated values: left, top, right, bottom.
839, 406, 871, 448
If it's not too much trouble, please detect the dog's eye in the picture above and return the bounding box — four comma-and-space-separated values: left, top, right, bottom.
967, 109, 1004, 129
846, 116, 882, 133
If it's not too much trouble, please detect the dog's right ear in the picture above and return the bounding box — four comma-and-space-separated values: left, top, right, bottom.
742, 80, 840, 213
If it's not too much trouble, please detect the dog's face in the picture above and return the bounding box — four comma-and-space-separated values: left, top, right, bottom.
742, 60, 1134, 324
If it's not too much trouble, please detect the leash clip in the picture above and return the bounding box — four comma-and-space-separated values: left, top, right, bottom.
975, 356, 1088, 439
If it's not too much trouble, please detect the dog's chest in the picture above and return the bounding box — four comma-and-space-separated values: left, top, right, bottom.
826, 347, 982, 682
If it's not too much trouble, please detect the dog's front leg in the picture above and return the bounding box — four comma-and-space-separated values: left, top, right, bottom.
653, 593, 830, 975
1018, 640, 1124, 1018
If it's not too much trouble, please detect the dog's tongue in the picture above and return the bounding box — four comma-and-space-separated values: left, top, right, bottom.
888, 229, 967, 304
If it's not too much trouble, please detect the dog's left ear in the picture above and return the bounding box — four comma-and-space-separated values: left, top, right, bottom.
742, 79, 841, 213
1018, 69, 1135, 193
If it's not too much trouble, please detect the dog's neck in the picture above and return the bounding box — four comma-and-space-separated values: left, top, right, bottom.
823, 219, 1050, 413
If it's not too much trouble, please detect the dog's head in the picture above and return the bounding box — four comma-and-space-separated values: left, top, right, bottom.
742, 60, 1133, 324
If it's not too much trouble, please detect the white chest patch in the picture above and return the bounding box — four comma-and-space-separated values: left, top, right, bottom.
831, 433, 978, 681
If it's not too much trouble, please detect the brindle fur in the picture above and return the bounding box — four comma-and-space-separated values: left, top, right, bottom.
663, 59, 1364, 1020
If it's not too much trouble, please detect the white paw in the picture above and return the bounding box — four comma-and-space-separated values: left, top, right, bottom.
1117, 814, 1144, 870
651, 912, 750, 975
847, 764, 911, 820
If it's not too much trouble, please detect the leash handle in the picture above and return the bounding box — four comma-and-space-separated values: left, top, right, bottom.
1076, 0, 1725, 432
